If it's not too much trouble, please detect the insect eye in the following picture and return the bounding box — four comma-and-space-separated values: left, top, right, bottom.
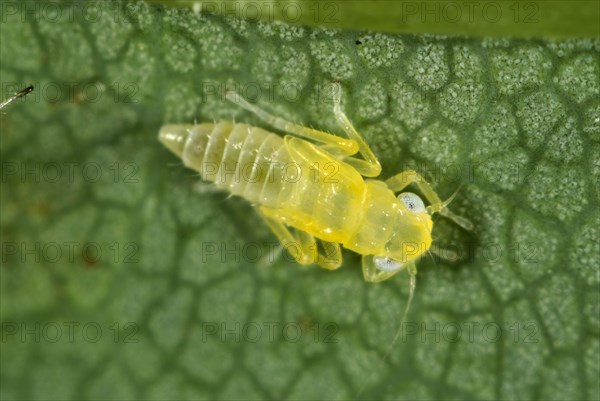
398, 192, 426, 213
373, 256, 405, 272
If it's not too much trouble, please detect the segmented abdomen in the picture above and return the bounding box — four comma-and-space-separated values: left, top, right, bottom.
180, 122, 291, 208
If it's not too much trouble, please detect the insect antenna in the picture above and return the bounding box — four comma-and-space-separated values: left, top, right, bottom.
437, 184, 474, 231
0, 85, 34, 111
441, 183, 462, 207
425, 248, 436, 263
429, 243, 460, 262
353, 266, 417, 400
383, 267, 417, 358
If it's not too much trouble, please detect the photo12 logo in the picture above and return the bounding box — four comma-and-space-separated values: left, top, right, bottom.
1, 161, 139, 185
197, 1, 340, 24
401, 321, 540, 343
1, 321, 140, 344
1, 82, 139, 105
1, 241, 140, 265
399, 2, 539, 24
198, 321, 339, 343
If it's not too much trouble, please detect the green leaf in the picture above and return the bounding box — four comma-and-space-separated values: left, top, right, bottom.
148, 0, 600, 39
1, 1, 599, 400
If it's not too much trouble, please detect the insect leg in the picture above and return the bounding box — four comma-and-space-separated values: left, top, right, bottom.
331, 83, 382, 177
385, 170, 473, 230
320, 241, 342, 270
258, 207, 343, 269
307, 235, 343, 270
316, 144, 354, 158
258, 207, 315, 265
296, 231, 342, 270
224, 91, 359, 155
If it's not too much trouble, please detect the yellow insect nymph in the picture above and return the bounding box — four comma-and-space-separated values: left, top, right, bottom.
159, 84, 472, 286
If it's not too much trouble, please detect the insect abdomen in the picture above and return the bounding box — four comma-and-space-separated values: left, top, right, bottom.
160, 122, 290, 208
160, 122, 369, 243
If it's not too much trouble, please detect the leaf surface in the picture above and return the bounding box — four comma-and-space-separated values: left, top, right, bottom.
1, 2, 599, 400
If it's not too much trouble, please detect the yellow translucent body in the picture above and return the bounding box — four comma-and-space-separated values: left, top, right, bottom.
159, 122, 433, 264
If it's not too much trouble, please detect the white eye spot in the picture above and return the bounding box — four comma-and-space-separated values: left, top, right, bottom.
374, 256, 405, 272
398, 192, 425, 213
